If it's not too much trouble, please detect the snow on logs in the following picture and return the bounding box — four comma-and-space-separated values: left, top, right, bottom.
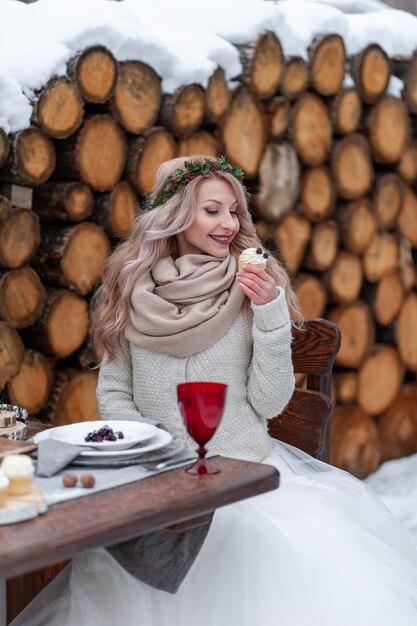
0, 35, 417, 478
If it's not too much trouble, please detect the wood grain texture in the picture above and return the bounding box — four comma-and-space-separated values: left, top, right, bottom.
268, 318, 340, 461
269, 388, 332, 460
291, 318, 341, 377
7, 561, 69, 623
0, 456, 279, 579
0, 438, 37, 459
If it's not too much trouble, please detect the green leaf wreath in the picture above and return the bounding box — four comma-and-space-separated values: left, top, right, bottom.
148, 156, 251, 210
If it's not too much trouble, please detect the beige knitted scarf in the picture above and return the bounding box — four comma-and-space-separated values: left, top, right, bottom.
125, 253, 245, 357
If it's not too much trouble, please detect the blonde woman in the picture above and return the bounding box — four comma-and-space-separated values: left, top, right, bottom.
12, 156, 417, 626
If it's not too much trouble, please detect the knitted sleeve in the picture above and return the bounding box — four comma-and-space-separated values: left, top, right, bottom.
247, 287, 295, 420
96, 335, 144, 420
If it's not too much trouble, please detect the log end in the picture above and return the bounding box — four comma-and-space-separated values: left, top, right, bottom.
36, 77, 84, 139
14, 128, 56, 186
112, 61, 161, 135
74, 45, 117, 103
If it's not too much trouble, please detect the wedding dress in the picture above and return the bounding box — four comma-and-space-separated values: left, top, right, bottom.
11, 438, 417, 626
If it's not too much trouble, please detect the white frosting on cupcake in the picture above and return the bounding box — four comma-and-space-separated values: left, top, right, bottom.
1, 454, 35, 478
0, 469, 10, 490
239, 247, 268, 267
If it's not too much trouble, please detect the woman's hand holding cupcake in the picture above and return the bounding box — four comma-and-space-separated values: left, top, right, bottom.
236, 248, 279, 306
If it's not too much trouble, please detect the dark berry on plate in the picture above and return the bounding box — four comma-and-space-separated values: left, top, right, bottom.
84, 424, 124, 443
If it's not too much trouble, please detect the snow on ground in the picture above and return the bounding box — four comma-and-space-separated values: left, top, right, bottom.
365, 453, 417, 549
387, 75, 404, 98
310, 0, 386, 12
1, 0, 417, 132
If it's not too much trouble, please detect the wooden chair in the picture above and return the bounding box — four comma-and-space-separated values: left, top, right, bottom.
6, 317, 340, 623
268, 318, 341, 462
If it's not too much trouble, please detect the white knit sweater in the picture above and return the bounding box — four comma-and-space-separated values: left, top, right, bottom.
97, 288, 295, 463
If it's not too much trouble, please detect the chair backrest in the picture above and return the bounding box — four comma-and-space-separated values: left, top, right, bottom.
267, 318, 341, 462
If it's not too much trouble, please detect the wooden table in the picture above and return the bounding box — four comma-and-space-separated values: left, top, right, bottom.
0, 456, 279, 625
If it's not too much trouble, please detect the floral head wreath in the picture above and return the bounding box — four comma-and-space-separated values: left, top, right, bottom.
147, 156, 251, 210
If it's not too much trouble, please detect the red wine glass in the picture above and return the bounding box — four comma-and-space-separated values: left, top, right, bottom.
177, 382, 227, 475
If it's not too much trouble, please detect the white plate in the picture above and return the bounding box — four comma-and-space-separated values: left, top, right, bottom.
72, 440, 187, 467
42, 420, 158, 451
33, 424, 173, 460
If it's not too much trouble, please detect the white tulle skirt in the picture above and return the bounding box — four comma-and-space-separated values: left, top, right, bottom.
11, 440, 417, 626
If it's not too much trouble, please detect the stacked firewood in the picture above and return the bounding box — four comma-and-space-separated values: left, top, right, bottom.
0, 36, 417, 477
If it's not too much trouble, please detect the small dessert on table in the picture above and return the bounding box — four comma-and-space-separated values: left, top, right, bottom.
0, 405, 27, 440
1, 454, 35, 495
0, 470, 10, 507
238, 247, 269, 272
0, 409, 16, 429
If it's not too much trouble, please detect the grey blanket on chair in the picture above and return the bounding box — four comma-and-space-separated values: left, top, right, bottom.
107, 521, 211, 593
106, 414, 212, 593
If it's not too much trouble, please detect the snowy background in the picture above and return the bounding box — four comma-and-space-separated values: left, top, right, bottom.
0, 0, 416, 547
365, 453, 417, 549
1, 0, 417, 132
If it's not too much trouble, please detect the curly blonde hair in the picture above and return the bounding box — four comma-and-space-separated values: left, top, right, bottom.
91, 155, 303, 360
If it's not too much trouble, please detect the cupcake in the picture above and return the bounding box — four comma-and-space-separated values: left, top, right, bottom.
238, 247, 269, 272
0, 470, 10, 507
1, 455, 35, 496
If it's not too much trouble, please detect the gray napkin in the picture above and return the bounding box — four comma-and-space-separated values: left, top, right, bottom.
98, 416, 211, 593
108, 520, 212, 594
36, 439, 90, 477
